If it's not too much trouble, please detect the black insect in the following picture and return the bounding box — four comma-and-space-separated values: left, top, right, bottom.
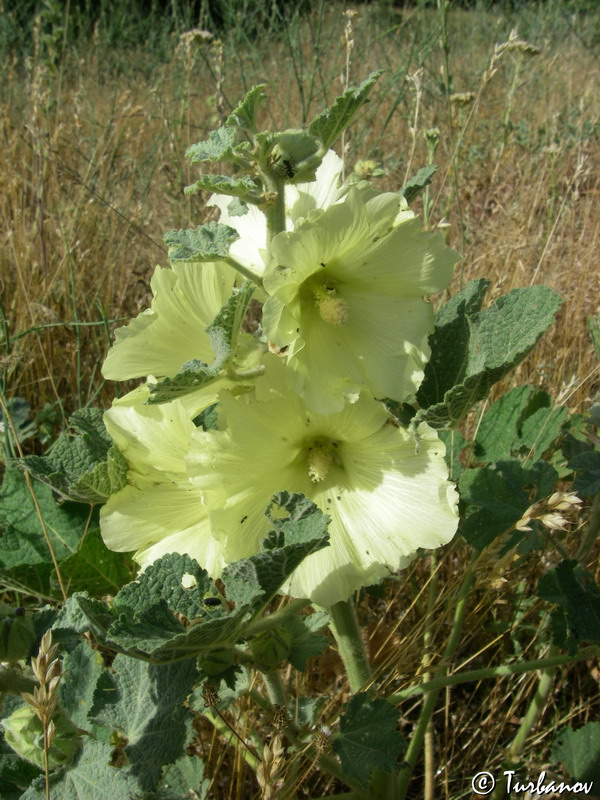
282, 159, 295, 179
203, 597, 222, 607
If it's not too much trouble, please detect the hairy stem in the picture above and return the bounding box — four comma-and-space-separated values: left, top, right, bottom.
328, 599, 371, 693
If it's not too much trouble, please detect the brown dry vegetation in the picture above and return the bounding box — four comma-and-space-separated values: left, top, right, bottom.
1, 3, 599, 799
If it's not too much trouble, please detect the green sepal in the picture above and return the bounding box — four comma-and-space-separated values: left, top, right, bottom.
308, 71, 383, 150
271, 129, 321, 183
197, 647, 237, 676
164, 222, 239, 262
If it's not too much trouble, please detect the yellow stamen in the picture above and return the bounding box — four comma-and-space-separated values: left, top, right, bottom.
314, 286, 349, 326
307, 445, 333, 483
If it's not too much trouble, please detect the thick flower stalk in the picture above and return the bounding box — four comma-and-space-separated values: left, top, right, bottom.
261, 188, 459, 414
99, 399, 225, 574
187, 355, 459, 607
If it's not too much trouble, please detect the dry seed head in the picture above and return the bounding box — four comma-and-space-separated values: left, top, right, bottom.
450, 92, 475, 108
201, 681, 220, 708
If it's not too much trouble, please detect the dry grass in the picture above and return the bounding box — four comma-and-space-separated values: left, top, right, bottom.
1, 3, 599, 798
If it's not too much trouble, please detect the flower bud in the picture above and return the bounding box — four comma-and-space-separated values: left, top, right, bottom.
2, 705, 80, 769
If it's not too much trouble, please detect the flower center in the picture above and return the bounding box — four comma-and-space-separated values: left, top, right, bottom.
313, 284, 349, 326
306, 440, 338, 483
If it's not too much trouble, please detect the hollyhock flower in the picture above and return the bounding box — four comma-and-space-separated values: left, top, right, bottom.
99, 399, 225, 574
187, 355, 459, 607
208, 149, 344, 279
102, 260, 236, 380
261, 187, 458, 414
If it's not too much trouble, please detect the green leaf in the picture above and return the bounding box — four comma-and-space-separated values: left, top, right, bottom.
308, 71, 383, 150
19, 741, 139, 800
59, 643, 104, 729
538, 560, 600, 646
569, 450, 600, 496
475, 385, 568, 463
551, 722, 600, 787
401, 165, 437, 205
184, 173, 259, 200
164, 222, 239, 262
146, 354, 227, 405
0, 397, 36, 449
16, 409, 127, 504
438, 429, 466, 482
221, 492, 330, 609
226, 84, 267, 133
282, 615, 328, 671
112, 553, 216, 621
92, 655, 197, 792
158, 755, 209, 800
58, 528, 133, 596
332, 694, 406, 788
185, 126, 238, 163
416, 283, 563, 429
0, 468, 86, 569
459, 460, 558, 550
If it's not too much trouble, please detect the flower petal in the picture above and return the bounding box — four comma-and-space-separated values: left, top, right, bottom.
102, 261, 236, 380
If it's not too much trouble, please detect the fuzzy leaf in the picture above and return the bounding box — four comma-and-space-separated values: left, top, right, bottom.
538, 560, 600, 646
0, 469, 86, 569
308, 71, 383, 150
221, 492, 330, 608
92, 655, 197, 791
184, 173, 259, 199
112, 553, 218, 620
159, 755, 209, 800
569, 450, 600, 496
164, 222, 239, 262
475, 385, 568, 463
416, 283, 563, 429
19, 741, 139, 800
0, 753, 41, 800
401, 165, 437, 205
16, 409, 127, 503
59, 643, 104, 728
283, 615, 328, 671
459, 460, 558, 550
332, 694, 406, 787
226, 84, 267, 132
185, 126, 238, 163
551, 722, 600, 787
58, 528, 133, 596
